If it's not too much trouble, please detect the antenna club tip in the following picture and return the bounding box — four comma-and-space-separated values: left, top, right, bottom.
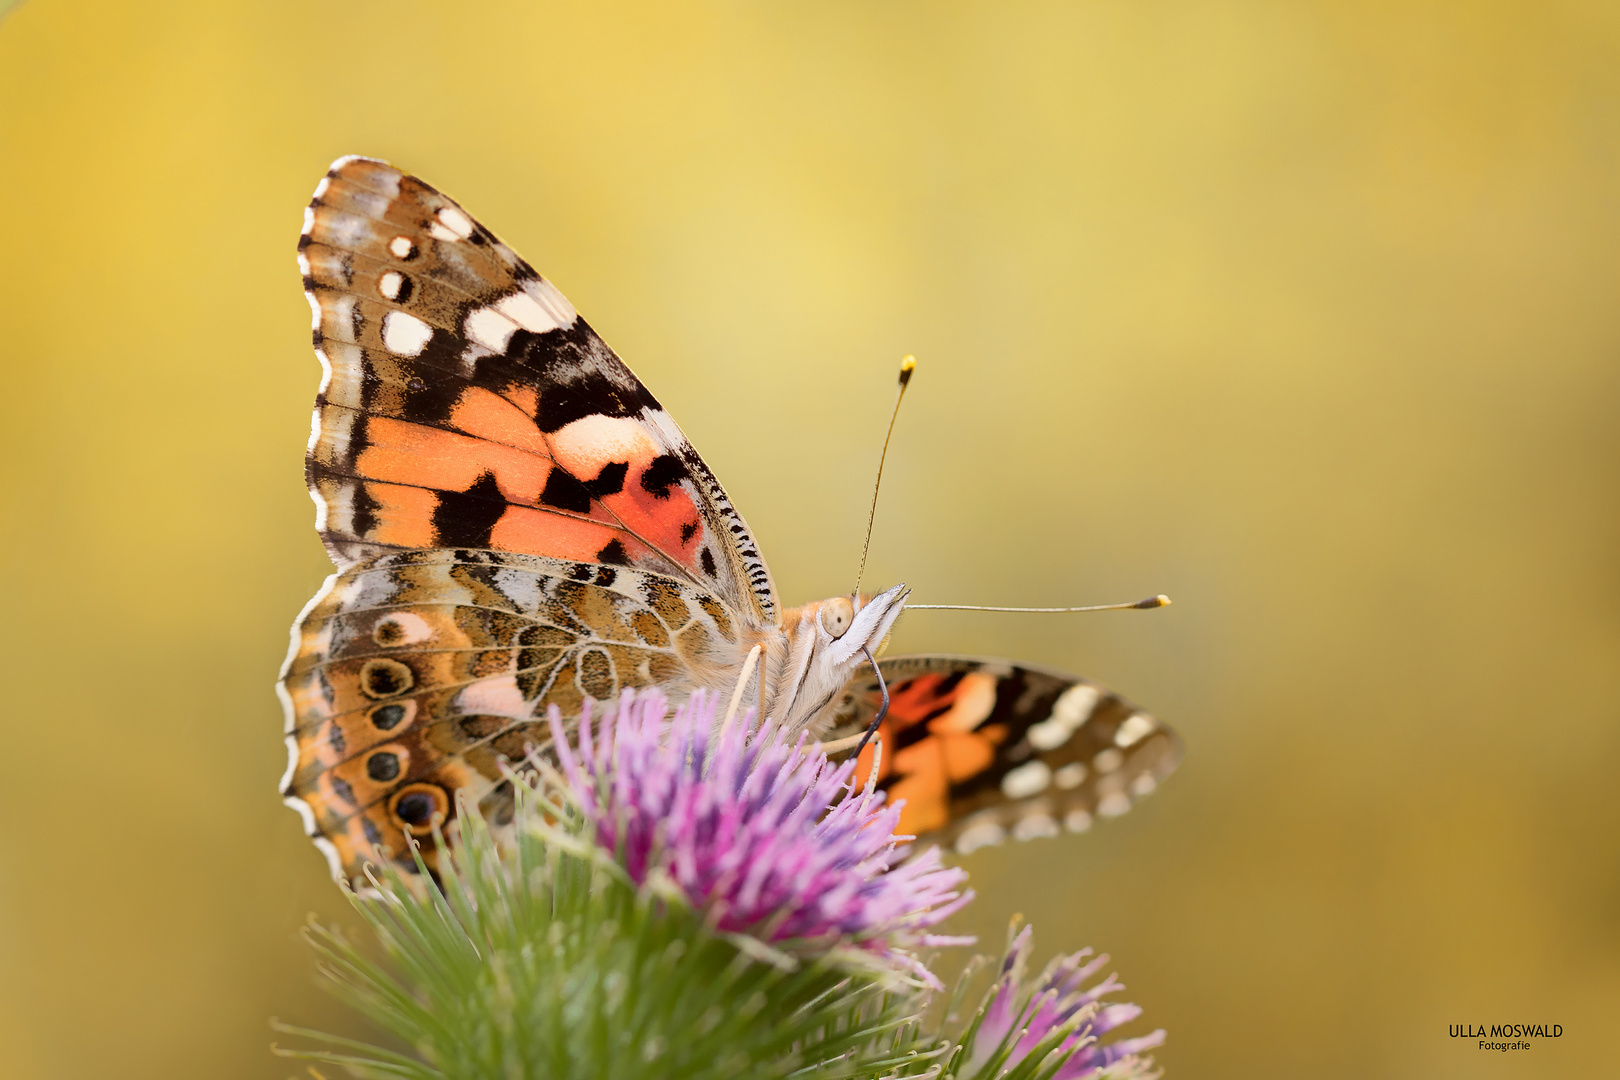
1136, 594, 1172, 609
898, 355, 916, 385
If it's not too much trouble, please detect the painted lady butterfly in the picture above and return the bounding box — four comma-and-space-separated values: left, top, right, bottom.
278, 156, 1182, 889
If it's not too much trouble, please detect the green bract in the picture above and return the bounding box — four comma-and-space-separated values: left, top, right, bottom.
276, 786, 937, 1080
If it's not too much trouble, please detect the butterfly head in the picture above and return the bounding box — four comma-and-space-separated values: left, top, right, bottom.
771, 582, 910, 733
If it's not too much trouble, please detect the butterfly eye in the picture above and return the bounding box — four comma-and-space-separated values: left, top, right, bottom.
820, 596, 855, 638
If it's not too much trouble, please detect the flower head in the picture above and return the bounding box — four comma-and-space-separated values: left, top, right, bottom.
968, 923, 1166, 1079
542, 688, 973, 981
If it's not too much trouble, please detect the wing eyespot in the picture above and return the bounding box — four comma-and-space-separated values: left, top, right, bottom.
390, 783, 450, 836
359, 658, 415, 698
368, 702, 411, 731
365, 750, 402, 782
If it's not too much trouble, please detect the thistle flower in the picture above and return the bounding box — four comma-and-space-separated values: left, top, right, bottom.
278, 692, 1172, 1080
277, 749, 939, 1080
543, 688, 974, 984
961, 923, 1166, 1080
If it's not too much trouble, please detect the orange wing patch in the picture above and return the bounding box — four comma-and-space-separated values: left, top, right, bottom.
548, 415, 706, 564
852, 671, 1008, 836
448, 387, 550, 452
357, 417, 553, 501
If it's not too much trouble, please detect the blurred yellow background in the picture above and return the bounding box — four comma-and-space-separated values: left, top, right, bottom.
2, 1, 1616, 1077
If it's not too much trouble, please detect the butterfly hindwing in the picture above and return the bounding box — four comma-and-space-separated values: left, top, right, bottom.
828, 656, 1182, 853
298, 155, 778, 625
277, 548, 750, 886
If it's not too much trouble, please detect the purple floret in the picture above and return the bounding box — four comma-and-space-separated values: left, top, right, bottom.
542, 689, 974, 983
970, 924, 1166, 1079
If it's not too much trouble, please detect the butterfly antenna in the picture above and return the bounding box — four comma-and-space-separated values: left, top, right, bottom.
908, 594, 1172, 612
853, 356, 916, 597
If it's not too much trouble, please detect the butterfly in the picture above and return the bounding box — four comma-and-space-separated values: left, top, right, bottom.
278, 156, 1182, 889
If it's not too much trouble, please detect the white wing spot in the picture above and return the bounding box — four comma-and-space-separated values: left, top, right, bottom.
955, 819, 1006, 854
1028, 683, 1100, 750
1053, 683, 1100, 726
382, 310, 433, 356
301, 205, 315, 235
1115, 713, 1157, 748
378, 271, 404, 300
1001, 760, 1052, 799
372, 612, 434, 646
456, 675, 529, 718
389, 235, 416, 259
436, 206, 475, 239
496, 290, 567, 334
313, 176, 332, 200
532, 278, 579, 325
1054, 762, 1087, 789
466, 305, 520, 352
1098, 791, 1132, 817
1027, 719, 1069, 750
492, 566, 545, 611
1131, 774, 1159, 797
1064, 808, 1094, 833
1093, 748, 1124, 774
1013, 814, 1060, 841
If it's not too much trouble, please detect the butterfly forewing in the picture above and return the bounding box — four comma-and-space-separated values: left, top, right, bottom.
829, 656, 1182, 853
299, 155, 777, 623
